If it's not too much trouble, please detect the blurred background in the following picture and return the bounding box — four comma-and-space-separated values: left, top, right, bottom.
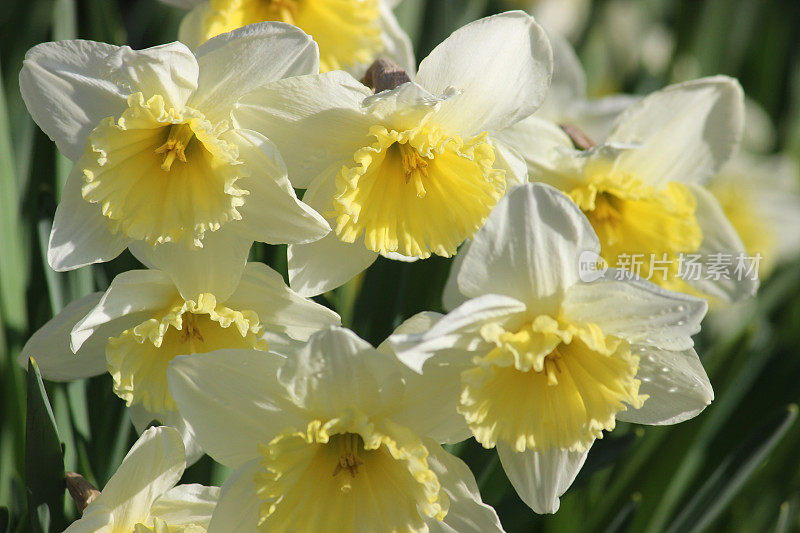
1, 0, 800, 531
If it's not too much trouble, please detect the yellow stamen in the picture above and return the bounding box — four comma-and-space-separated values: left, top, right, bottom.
397, 142, 429, 198
154, 123, 195, 171
332, 433, 364, 479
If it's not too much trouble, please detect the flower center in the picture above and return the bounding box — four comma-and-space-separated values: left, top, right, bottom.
334, 125, 506, 258
569, 171, 703, 292
80, 93, 248, 248
154, 123, 195, 171
459, 316, 646, 453
106, 293, 266, 413
332, 432, 364, 479
131, 517, 170, 533
202, 0, 383, 72
254, 417, 447, 532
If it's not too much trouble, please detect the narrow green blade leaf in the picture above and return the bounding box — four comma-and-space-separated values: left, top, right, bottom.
25, 359, 66, 533
665, 405, 798, 533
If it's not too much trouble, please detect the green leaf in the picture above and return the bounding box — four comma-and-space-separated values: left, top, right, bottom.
0, 506, 8, 533
604, 494, 640, 533
665, 405, 798, 533
0, 59, 29, 338
24, 358, 66, 533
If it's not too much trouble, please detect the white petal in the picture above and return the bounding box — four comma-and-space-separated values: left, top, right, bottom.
48, 166, 130, 271
191, 22, 319, 123
492, 141, 529, 188
129, 226, 252, 303
608, 76, 744, 188
287, 233, 378, 297
128, 406, 204, 467
229, 129, 330, 244
233, 71, 372, 188
378, 0, 417, 75
378, 313, 469, 444
441, 240, 470, 312
562, 273, 707, 351
72, 269, 177, 351
497, 441, 590, 514
93, 426, 185, 530
390, 294, 527, 374
177, 3, 210, 49
457, 183, 599, 311
103, 42, 199, 109
20, 40, 128, 161
278, 327, 404, 420
63, 506, 114, 533
392, 361, 469, 444
151, 484, 220, 528
379, 311, 443, 340
167, 349, 304, 469
490, 115, 574, 181
426, 441, 504, 533
225, 262, 340, 340
534, 29, 586, 123
362, 81, 445, 129
569, 94, 639, 143
617, 347, 713, 425
416, 11, 552, 133
19, 292, 106, 381
684, 184, 759, 302
207, 459, 262, 533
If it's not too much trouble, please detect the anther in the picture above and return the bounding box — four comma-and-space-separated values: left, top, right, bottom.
155, 123, 195, 171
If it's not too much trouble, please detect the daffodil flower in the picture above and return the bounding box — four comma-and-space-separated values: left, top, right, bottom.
500, 77, 757, 302
20, 23, 330, 298
390, 183, 714, 513
231, 11, 553, 296
167, 326, 504, 531
20, 262, 339, 461
163, 0, 414, 75
65, 426, 218, 533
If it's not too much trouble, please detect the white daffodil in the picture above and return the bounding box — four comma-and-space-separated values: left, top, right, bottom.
65, 426, 218, 533
162, 0, 414, 76
500, 76, 757, 302
20, 262, 339, 461
232, 11, 553, 296
20, 23, 330, 298
167, 326, 503, 532
390, 183, 714, 514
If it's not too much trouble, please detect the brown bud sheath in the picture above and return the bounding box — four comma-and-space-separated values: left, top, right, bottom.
361, 59, 412, 93
559, 124, 597, 150
66, 472, 101, 513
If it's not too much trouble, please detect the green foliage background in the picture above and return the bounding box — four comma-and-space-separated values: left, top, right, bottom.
1, 0, 800, 531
